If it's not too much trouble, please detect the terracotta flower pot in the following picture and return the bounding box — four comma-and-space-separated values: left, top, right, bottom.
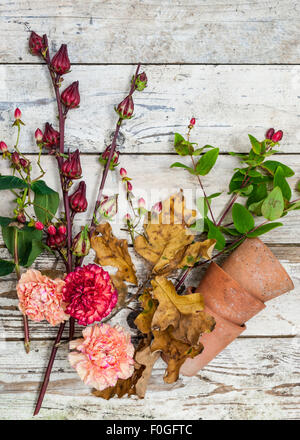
180, 306, 245, 376
222, 238, 294, 302
197, 262, 265, 325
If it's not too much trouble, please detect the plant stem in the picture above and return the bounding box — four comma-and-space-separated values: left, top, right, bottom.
217, 175, 250, 226
14, 229, 30, 353
33, 322, 65, 416
190, 155, 216, 224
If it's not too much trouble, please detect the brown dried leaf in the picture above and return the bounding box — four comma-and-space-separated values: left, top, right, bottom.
111, 274, 128, 308
134, 191, 215, 275
91, 222, 137, 285
134, 289, 158, 334
134, 345, 160, 398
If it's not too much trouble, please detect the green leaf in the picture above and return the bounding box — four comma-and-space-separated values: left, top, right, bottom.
285, 201, 300, 212
31, 180, 57, 195
174, 133, 185, 147
246, 183, 268, 207
261, 187, 284, 221
2, 226, 43, 267
24, 239, 44, 268
232, 203, 255, 234
261, 160, 294, 177
0, 176, 27, 190
274, 166, 292, 201
222, 227, 241, 236
0, 216, 14, 227
248, 199, 264, 216
296, 180, 300, 193
196, 197, 208, 218
248, 134, 261, 154
33, 191, 59, 223
0, 260, 15, 276
174, 133, 193, 156
246, 222, 283, 238
206, 218, 225, 250
195, 148, 219, 176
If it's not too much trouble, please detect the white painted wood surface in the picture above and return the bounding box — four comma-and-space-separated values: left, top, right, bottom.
0, 0, 299, 421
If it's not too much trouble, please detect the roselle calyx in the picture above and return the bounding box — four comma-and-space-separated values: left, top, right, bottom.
115, 95, 134, 119
98, 195, 118, 220
29, 31, 44, 55
99, 146, 119, 169
69, 181, 87, 212
71, 226, 91, 257
61, 81, 80, 109
61, 150, 82, 179
135, 72, 148, 91
50, 44, 70, 75
42, 123, 60, 150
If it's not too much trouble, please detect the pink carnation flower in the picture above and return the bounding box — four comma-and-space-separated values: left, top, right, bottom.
17, 269, 68, 326
69, 324, 135, 390
63, 264, 117, 326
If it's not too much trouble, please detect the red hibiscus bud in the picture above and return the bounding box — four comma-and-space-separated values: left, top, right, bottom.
120, 168, 127, 178
135, 72, 148, 91
35, 128, 43, 144
61, 81, 80, 109
11, 152, 20, 168
17, 212, 26, 224
69, 181, 87, 212
265, 128, 275, 140
152, 201, 162, 214
47, 225, 56, 236
115, 95, 134, 119
42, 123, 60, 149
14, 108, 21, 120
127, 181, 133, 192
62, 149, 82, 179
58, 224, 67, 235
35, 221, 44, 230
29, 32, 44, 55
99, 146, 119, 169
71, 226, 91, 257
272, 130, 283, 142
50, 44, 70, 75
0, 141, 8, 153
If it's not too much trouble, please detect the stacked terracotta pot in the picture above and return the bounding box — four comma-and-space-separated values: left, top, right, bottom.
181, 238, 294, 376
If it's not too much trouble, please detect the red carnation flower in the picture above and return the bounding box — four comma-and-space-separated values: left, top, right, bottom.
63, 264, 117, 326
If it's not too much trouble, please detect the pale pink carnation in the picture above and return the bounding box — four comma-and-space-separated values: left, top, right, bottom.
69, 324, 135, 391
17, 269, 68, 326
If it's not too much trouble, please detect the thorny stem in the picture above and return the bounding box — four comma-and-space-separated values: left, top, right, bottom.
14, 229, 30, 353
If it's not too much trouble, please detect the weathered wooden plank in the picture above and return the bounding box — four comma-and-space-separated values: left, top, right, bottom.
1, 65, 300, 153
1, 1, 300, 64
0, 244, 299, 338
0, 154, 299, 243
0, 338, 299, 420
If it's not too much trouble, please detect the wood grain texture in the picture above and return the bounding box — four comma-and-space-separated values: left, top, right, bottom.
1, 1, 300, 64
0, 338, 299, 420
1, 65, 300, 153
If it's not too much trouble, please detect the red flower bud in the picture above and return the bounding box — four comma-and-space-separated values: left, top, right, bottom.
69, 181, 87, 212
11, 152, 20, 168
29, 32, 44, 55
120, 168, 127, 177
61, 81, 80, 109
42, 123, 60, 149
272, 130, 283, 142
35, 128, 43, 143
99, 146, 119, 169
47, 225, 56, 236
62, 149, 82, 179
265, 128, 275, 140
14, 108, 21, 120
58, 225, 67, 235
46, 229, 67, 249
115, 95, 134, 119
190, 118, 196, 126
135, 72, 148, 91
35, 221, 44, 230
17, 212, 26, 224
124, 213, 132, 222
20, 158, 30, 170
0, 141, 8, 153
152, 201, 162, 214
50, 44, 70, 75
71, 226, 91, 257
127, 181, 133, 192
138, 197, 146, 208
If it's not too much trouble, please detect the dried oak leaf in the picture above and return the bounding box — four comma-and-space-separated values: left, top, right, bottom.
134, 191, 215, 275
134, 289, 158, 334
91, 222, 137, 286
134, 345, 160, 398
151, 328, 203, 384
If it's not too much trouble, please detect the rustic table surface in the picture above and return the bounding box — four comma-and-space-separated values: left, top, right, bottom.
0, 0, 299, 420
